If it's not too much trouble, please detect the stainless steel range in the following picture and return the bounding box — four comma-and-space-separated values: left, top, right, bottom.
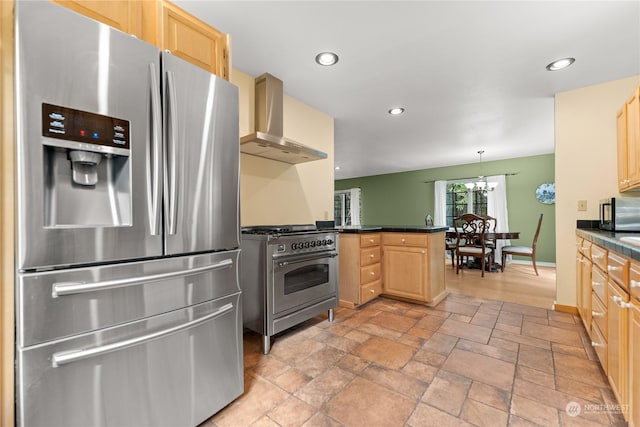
241, 225, 339, 354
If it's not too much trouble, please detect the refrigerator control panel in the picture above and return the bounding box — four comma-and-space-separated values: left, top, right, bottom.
42, 103, 130, 156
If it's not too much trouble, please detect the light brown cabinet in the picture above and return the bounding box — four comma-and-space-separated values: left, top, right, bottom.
617, 86, 640, 191
51, 0, 230, 80
338, 233, 382, 307
576, 237, 593, 330
381, 232, 447, 306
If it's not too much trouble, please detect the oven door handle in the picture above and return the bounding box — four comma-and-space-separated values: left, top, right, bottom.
276, 252, 338, 267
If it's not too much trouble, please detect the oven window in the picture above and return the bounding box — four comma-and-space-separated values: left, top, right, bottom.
284, 264, 329, 295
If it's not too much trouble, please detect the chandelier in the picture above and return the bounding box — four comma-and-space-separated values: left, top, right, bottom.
464, 150, 498, 192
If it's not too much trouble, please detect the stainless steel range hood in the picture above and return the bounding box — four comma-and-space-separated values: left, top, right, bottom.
240, 73, 328, 164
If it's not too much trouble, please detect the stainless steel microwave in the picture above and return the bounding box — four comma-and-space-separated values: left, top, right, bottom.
600, 197, 640, 231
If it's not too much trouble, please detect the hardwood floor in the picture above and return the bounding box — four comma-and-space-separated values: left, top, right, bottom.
445, 261, 557, 310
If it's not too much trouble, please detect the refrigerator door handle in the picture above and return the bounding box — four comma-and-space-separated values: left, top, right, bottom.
51, 302, 234, 367
165, 69, 178, 235
148, 63, 162, 236
51, 258, 234, 297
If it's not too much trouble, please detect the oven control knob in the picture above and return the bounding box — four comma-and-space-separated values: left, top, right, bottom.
291, 243, 297, 250
304, 241, 311, 248
326, 239, 333, 245
310, 241, 316, 247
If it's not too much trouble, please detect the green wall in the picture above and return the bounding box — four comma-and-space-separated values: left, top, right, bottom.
335, 154, 556, 263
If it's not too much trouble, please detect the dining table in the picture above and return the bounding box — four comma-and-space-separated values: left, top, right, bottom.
445, 230, 521, 272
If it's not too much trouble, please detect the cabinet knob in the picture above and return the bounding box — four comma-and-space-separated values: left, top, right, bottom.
591, 311, 603, 318
370, 254, 375, 258
369, 239, 374, 243
401, 238, 406, 243
370, 271, 375, 276
608, 265, 620, 272
591, 341, 602, 348
631, 280, 640, 288
370, 289, 375, 293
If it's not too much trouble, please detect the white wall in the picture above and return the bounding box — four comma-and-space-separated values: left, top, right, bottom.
555, 75, 640, 307
231, 69, 335, 226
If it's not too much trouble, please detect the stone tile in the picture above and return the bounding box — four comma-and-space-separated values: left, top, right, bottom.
435, 299, 479, 317
414, 314, 448, 331
411, 348, 448, 367
321, 334, 361, 353
269, 337, 326, 365
471, 311, 498, 328
491, 328, 550, 350
352, 336, 415, 369
325, 377, 416, 426
324, 323, 352, 336
553, 352, 609, 388
422, 332, 459, 355
343, 329, 370, 343
253, 356, 291, 381
493, 322, 522, 334
460, 398, 509, 427
267, 396, 316, 427
548, 319, 585, 332
438, 318, 493, 344
455, 338, 518, 363
515, 365, 555, 389
402, 360, 439, 383
293, 346, 345, 378
559, 412, 615, 427
273, 368, 313, 394
548, 310, 576, 324
355, 322, 403, 340
507, 413, 544, 427
335, 353, 369, 374
406, 325, 435, 340
509, 394, 560, 426
551, 342, 588, 359
497, 310, 523, 327
524, 314, 549, 325
397, 333, 425, 349
517, 344, 554, 374
501, 302, 548, 318
555, 375, 603, 404
294, 366, 354, 408
441, 348, 516, 391
522, 321, 584, 347
367, 310, 418, 332
468, 381, 511, 412
422, 370, 472, 416
488, 336, 520, 353
450, 313, 473, 323
300, 412, 342, 427
407, 403, 474, 427
212, 375, 289, 427
250, 416, 281, 427
360, 364, 428, 400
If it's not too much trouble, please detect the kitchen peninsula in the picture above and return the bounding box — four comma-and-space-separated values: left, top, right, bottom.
338, 226, 448, 308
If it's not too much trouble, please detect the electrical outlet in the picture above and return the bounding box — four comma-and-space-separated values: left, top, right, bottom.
577, 200, 587, 211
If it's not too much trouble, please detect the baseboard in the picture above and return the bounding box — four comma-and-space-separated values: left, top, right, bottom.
508, 260, 556, 267
554, 304, 578, 314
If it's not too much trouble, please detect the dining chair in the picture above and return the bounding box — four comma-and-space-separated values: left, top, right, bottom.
482, 215, 497, 260
501, 213, 543, 275
453, 213, 493, 278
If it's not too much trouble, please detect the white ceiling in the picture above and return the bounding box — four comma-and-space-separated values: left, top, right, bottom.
175, 1, 640, 179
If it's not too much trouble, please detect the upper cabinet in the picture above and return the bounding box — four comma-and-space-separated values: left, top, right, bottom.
51, 0, 230, 80
618, 86, 640, 192
159, 1, 229, 80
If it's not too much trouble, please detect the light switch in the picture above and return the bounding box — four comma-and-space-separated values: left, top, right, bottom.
577, 200, 587, 211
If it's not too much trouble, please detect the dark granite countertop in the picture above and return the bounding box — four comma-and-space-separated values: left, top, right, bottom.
576, 227, 640, 262
338, 225, 448, 234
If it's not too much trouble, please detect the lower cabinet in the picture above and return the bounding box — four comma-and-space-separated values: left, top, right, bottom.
630, 299, 640, 427
338, 233, 382, 307
381, 232, 446, 306
608, 279, 629, 413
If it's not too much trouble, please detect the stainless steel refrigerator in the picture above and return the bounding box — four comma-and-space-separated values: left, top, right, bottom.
14, 2, 242, 426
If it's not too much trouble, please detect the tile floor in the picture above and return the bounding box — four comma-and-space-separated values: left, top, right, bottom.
202, 294, 627, 427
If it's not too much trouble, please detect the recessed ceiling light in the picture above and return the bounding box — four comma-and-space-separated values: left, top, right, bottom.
388, 107, 405, 115
335, 166, 340, 170
545, 57, 575, 71
315, 52, 339, 66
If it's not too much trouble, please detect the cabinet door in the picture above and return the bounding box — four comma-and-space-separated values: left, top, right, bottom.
618, 106, 630, 190
160, 0, 229, 79
630, 300, 640, 427
627, 88, 640, 188
51, 0, 143, 38
607, 280, 629, 417
382, 246, 428, 301
581, 257, 593, 332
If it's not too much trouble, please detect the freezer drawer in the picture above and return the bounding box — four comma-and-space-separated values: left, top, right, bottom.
17, 293, 243, 427
18, 250, 240, 347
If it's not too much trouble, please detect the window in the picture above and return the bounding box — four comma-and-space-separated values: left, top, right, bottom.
445, 182, 487, 227
334, 188, 361, 226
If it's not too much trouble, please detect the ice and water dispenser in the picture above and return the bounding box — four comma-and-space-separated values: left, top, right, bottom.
42, 103, 132, 227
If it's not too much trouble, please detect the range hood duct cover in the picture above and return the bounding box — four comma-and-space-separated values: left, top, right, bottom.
240, 73, 328, 164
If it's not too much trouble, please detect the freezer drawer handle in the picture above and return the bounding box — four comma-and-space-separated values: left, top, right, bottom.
52, 302, 234, 367
51, 259, 234, 297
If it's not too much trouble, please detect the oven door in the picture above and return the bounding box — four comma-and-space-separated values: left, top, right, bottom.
272, 251, 338, 315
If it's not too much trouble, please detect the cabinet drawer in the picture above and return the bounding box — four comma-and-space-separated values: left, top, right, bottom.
591, 290, 607, 340
578, 239, 592, 257
630, 260, 640, 301
592, 264, 607, 303
360, 246, 381, 266
591, 244, 607, 271
607, 251, 630, 290
361, 280, 382, 304
360, 263, 381, 285
382, 233, 428, 247
360, 233, 381, 248
591, 322, 608, 373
